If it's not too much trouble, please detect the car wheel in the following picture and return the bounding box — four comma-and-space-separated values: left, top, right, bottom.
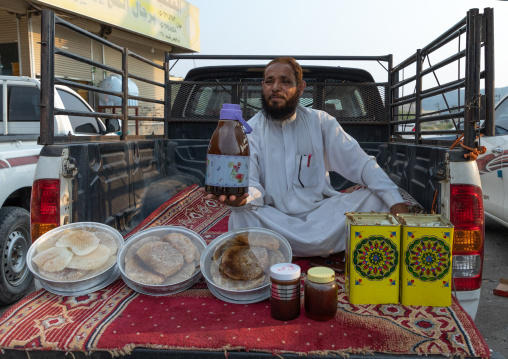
0, 207, 33, 305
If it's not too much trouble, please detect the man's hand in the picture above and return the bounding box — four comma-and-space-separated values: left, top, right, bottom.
198, 188, 249, 207
390, 202, 409, 215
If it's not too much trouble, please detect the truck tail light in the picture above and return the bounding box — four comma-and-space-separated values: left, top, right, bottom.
31, 179, 60, 243
449, 184, 484, 291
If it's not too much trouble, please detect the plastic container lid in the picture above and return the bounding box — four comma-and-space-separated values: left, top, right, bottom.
307, 267, 335, 283
220, 103, 242, 120
219, 103, 252, 133
270, 263, 301, 281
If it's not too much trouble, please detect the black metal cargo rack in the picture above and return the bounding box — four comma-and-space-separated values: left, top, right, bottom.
39, 7, 494, 151
390, 8, 494, 149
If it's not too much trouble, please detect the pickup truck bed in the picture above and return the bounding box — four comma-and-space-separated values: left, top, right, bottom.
40, 138, 455, 234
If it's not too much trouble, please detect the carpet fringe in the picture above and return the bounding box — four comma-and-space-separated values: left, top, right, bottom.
0, 346, 491, 359
98, 343, 380, 358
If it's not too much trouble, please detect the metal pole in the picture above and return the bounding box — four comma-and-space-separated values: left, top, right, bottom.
40, 9, 55, 145
16, 15, 23, 76
392, 68, 400, 128
470, 10, 482, 148
121, 48, 128, 140
164, 52, 170, 139
464, 9, 480, 149
471, 12, 482, 146
415, 49, 422, 145
387, 54, 393, 138
483, 7, 495, 136
457, 30, 461, 129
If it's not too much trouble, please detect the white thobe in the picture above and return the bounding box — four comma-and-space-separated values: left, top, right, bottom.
229, 105, 403, 257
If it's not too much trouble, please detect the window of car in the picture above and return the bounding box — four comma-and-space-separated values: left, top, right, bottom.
321, 84, 368, 118
56, 89, 102, 134
3, 85, 40, 122
187, 83, 234, 119
494, 97, 508, 136
495, 98, 508, 122
194, 87, 213, 116
495, 118, 508, 135
183, 75, 377, 122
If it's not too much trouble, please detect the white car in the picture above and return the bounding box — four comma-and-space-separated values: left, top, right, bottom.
0, 76, 120, 305
476, 94, 508, 226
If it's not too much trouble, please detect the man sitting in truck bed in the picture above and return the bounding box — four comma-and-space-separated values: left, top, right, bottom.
203, 57, 408, 257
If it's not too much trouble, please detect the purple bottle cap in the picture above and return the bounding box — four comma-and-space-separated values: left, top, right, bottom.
220, 103, 253, 134
220, 103, 241, 120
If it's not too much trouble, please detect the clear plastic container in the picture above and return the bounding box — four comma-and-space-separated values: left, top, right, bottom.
201, 227, 292, 304
304, 267, 338, 321
270, 263, 301, 321
26, 222, 124, 296
118, 226, 206, 296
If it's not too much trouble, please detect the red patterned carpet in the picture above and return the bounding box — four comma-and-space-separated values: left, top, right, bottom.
125, 184, 230, 243
0, 184, 490, 357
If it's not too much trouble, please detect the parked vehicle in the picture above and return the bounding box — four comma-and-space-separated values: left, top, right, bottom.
22, 7, 493, 356
427, 98, 507, 227
476, 94, 508, 226
0, 76, 119, 304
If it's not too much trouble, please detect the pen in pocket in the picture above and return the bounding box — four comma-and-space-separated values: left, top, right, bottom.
307, 154, 312, 167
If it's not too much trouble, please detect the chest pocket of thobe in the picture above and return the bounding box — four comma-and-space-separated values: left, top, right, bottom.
293, 154, 320, 188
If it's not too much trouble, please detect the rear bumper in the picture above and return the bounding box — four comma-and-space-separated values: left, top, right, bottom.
454, 288, 481, 320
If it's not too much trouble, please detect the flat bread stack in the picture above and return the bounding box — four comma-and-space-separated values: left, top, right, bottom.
123, 232, 201, 285
32, 228, 119, 282
210, 232, 287, 290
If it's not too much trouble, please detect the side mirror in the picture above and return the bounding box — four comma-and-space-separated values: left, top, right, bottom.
105, 118, 121, 134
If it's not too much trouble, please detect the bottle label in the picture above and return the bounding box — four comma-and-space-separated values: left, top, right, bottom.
271, 283, 300, 300
205, 154, 249, 188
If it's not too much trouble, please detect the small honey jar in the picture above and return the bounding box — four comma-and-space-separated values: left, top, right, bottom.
270, 263, 301, 321
304, 267, 338, 321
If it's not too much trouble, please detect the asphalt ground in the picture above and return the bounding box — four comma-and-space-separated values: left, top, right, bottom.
0, 219, 506, 357
475, 217, 508, 358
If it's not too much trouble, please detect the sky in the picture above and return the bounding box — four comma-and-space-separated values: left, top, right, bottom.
171, 0, 508, 89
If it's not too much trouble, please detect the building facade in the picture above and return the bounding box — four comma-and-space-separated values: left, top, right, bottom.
0, 0, 198, 134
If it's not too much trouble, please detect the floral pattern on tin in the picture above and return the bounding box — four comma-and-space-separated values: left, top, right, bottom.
353, 236, 399, 280
404, 235, 451, 282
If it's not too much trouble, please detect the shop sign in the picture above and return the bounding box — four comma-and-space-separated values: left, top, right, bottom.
34, 0, 200, 52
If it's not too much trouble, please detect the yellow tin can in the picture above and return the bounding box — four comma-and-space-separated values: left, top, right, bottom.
398, 214, 454, 307
345, 212, 401, 305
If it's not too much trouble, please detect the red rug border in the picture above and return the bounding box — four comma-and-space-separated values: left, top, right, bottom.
0, 285, 491, 358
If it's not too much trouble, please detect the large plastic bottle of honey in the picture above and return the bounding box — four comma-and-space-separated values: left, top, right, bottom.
205, 103, 252, 196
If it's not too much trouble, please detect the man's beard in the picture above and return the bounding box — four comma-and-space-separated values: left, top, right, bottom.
261, 91, 300, 121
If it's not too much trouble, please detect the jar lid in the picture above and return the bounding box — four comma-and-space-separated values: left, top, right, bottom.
270, 263, 301, 281
307, 267, 335, 283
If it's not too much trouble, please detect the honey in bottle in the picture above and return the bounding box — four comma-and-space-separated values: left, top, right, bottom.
304, 267, 338, 321
205, 103, 252, 196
